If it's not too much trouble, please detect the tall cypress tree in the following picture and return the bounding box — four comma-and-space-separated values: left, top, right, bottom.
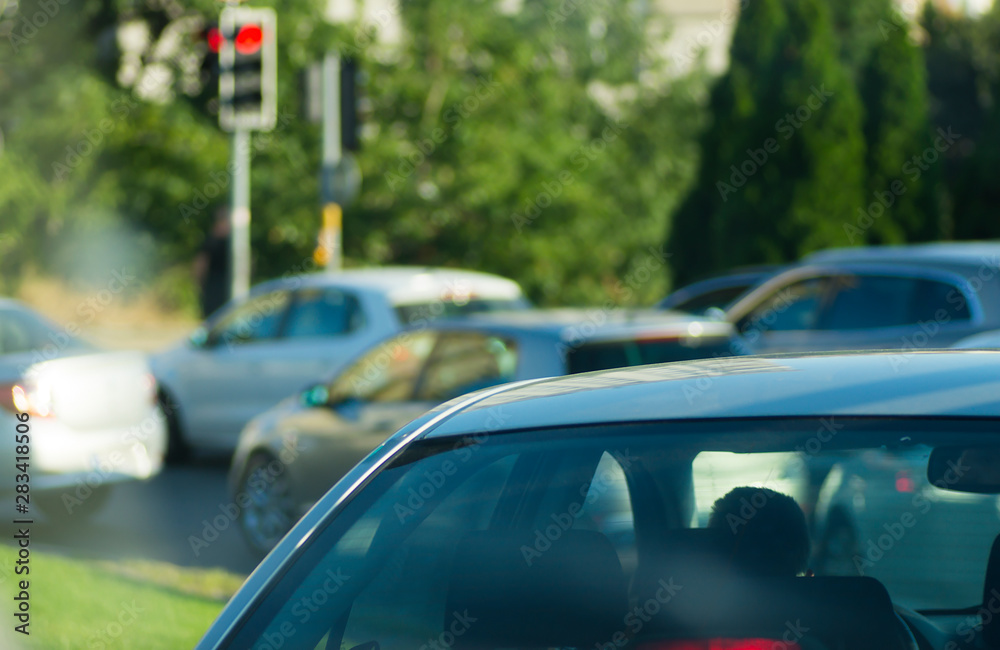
665, 0, 865, 287
838, 1, 941, 245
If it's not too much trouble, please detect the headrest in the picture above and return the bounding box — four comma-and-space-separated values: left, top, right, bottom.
631, 529, 903, 649
983, 533, 1000, 647
635, 574, 902, 650
445, 529, 628, 648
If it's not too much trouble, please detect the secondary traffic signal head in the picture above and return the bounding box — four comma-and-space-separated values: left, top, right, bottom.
218, 7, 277, 131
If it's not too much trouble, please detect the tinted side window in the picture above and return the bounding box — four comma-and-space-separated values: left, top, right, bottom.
415, 333, 519, 401
394, 298, 530, 326
821, 275, 918, 330
329, 332, 438, 403
672, 285, 752, 314
567, 338, 734, 373
741, 278, 829, 333
283, 289, 364, 339
821, 275, 972, 330
206, 290, 291, 346
338, 455, 519, 650
912, 278, 971, 322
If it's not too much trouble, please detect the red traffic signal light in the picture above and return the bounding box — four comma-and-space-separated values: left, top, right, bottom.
235, 24, 264, 55
206, 26, 223, 53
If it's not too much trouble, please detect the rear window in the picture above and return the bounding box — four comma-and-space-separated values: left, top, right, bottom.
566, 337, 735, 374
395, 298, 529, 326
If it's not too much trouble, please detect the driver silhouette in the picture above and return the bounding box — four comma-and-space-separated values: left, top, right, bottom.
707, 486, 811, 577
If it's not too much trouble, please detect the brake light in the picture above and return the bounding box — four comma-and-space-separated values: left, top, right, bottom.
639, 640, 801, 650
10, 379, 54, 418
895, 470, 915, 493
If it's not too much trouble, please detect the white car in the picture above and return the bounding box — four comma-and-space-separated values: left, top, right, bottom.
0, 299, 166, 519
151, 267, 529, 460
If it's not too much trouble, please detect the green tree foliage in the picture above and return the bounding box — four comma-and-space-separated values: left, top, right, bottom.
940, 3, 1000, 240
348, 0, 704, 304
1, 0, 704, 306
666, 0, 865, 286
846, 3, 941, 245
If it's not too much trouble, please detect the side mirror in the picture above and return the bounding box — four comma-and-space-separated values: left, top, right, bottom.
928, 446, 1000, 493
300, 384, 331, 408
189, 327, 209, 348
704, 307, 727, 322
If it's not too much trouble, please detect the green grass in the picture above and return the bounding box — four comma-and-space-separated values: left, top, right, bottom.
0, 545, 243, 649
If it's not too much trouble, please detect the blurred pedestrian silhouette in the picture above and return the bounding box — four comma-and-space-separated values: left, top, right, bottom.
194, 207, 231, 319
707, 486, 811, 577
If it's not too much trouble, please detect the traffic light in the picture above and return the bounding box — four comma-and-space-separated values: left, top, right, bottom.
218, 7, 277, 132
197, 22, 221, 107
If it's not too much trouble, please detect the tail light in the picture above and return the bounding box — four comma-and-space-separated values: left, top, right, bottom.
639, 641, 801, 650
895, 470, 915, 493
9, 377, 54, 418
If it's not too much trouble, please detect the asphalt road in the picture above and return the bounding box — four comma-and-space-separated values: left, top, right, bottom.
21, 459, 262, 576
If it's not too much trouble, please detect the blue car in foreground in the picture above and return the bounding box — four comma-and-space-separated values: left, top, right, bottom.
199, 350, 1000, 650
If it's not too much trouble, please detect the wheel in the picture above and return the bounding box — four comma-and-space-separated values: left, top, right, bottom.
816, 512, 861, 576
159, 390, 191, 464
237, 453, 298, 556
35, 484, 112, 521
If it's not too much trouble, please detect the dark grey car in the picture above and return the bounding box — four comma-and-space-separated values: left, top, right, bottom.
726, 242, 1000, 353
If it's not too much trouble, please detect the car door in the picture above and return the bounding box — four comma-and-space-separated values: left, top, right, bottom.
291, 331, 444, 495
181, 287, 378, 451
266, 285, 374, 389
177, 289, 294, 450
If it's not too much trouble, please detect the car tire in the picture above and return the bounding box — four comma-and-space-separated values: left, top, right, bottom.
159, 390, 191, 465
35, 484, 112, 521
816, 511, 861, 576
237, 453, 297, 557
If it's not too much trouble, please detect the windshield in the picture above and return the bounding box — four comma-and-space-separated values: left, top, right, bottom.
0, 306, 94, 357
222, 418, 1000, 650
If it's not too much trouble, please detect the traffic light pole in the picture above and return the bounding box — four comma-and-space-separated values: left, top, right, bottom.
230, 127, 251, 300
219, 4, 275, 301
318, 51, 342, 271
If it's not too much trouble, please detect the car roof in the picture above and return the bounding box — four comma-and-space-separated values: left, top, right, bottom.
412, 308, 734, 341
421, 350, 1000, 438
803, 242, 1000, 266
250, 266, 524, 304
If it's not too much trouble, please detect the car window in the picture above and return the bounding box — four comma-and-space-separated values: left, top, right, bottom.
671, 284, 753, 314
571, 451, 637, 574
0, 307, 91, 356
414, 333, 519, 401
339, 454, 519, 650
912, 277, 972, 322
328, 331, 438, 403
0, 309, 47, 354
394, 298, 529, 327
741, 277, 829, 333
283, 288, 364, 339
567, 337, 735, 373
206, 290, 291, 347
820, 275, 972, 330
